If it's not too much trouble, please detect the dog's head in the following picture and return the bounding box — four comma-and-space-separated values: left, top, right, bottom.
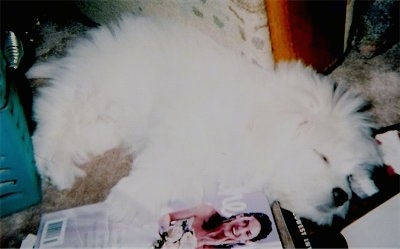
264, 66, 383, 225
267, 124, 382, 225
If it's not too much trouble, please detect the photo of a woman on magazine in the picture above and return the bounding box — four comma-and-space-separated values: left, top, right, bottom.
154, 204, 273, 249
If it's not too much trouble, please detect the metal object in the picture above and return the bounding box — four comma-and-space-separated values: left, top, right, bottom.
3, 31, 24, 69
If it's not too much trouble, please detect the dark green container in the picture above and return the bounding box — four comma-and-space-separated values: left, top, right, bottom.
0, 51, 42, 217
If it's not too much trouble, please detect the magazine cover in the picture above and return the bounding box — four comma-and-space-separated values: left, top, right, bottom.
153, 191, 283, 249
34, 191, 282, 249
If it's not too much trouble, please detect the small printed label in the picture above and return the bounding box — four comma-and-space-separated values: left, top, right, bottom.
40, 218, 68, 248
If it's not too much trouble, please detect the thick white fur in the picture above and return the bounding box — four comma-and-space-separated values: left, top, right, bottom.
27, 16, 383, 227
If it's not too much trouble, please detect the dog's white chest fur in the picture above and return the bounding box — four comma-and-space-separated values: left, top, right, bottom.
27, 16, 383, 228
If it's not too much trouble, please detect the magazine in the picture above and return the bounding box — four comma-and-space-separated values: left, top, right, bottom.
34, 191, 283, 249
153, 191, 283, 249
33, 174, 399, 249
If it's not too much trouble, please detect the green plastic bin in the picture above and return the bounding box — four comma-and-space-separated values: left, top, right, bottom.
0, 52, 42, 217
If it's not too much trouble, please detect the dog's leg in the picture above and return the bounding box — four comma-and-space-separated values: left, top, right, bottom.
32, 90, 127, 189
33, 120, 123, 189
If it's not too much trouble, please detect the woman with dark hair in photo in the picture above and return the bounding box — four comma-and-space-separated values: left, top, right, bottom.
155, 204, 273, 249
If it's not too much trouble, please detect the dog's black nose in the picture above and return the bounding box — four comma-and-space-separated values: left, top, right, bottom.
332, 187, 348, 207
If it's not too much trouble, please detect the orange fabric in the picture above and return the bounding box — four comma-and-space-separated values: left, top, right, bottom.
265, 0, 347, 73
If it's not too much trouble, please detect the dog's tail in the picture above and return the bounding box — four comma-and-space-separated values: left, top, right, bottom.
26, 59, 63, 80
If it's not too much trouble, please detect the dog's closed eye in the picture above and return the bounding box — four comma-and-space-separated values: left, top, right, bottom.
314, 149, 330, 165
321, 154, 329, 164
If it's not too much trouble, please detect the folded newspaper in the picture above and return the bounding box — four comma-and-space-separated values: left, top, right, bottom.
34, 202, 159, 248
35, 203, 108, 248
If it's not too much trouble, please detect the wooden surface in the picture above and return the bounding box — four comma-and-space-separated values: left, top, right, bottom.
265, 0, 348, 73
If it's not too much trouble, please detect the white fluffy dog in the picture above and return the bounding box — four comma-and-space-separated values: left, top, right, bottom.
27, 16, 383, 227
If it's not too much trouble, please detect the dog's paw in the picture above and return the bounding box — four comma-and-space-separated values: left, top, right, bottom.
54, 165, 86, 189
36, 156, 86, 189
